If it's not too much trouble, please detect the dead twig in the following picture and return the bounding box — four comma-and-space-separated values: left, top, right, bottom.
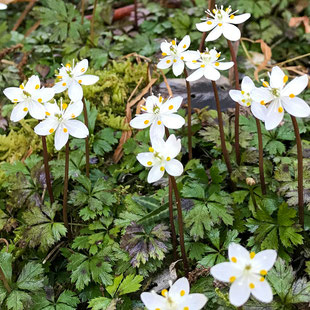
12, 0, 37, 31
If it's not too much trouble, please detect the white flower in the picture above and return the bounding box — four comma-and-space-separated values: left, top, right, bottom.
157, 35, 197, 76
186, 48, 234, 82
141, 277, 207, 310
251, 66, 310, 130
196, 5, 251, 42
130, 95, 185, 139
211, 243, 277, 307
53, 59, 99, 101
137, 134, 183, 183
0, 3, 7, 9
34, 99, 89, 151
3, 75, 55, 122
229, 76, 267, 121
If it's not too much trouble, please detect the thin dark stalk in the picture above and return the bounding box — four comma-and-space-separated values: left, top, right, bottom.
183, 68, 192, 160
227, 40, 241, 165
291, 115, 304, 228
82, 98, 90, 178
90, 0, 98, 42
42, 136, 54, 204
63, 142, 72, 239
170, 176, 189, 276
0, 268, 11, 293
255, 118, 266, 195
134, 0, 138, 29
198, 0, 215, 52
165, 128, 178, 261
211, 81, 232, 175
81, 0, 85, 25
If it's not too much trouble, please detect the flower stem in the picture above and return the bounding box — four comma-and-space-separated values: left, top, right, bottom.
81, 0, 85, 25
211, 81, 232, 175
41, 136, 54, 204
170, 176, 189, 276
63, 142, 72, 239
255, 118, 266, 195
198, 0, 215, 52
227, 40, 241, 165
183, 68, 193, 160
291, 115, 304, 228
134, 0, 138, 29
90, 0, 97, 42
82, 98, 90, 178
0, 267, 11, 293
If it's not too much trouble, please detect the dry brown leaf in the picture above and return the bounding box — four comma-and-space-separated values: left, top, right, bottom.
289, 16, 310, 33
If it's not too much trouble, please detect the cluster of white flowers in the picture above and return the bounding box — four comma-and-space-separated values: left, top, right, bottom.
3, 59, 98, 150
229, 67, 310, 130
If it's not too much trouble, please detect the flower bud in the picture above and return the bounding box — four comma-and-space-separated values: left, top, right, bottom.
246, 177, 256, 186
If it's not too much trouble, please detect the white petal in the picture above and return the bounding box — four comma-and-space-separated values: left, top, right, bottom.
25, 75, 40, 95
270, 66, 286, 89
161, 113, 185, 129
63, 100, 84, 119
0, 3, 7, 9
54, 126, 69, 151
34, 118, 59, 136
130, 113, 154, 129
186, 61, 203, 70
28, 101, 46, 120
149, 121, 165, 140
68, 80, 83, 101
251, 250, 277, 272
282, 96, 310, 118
169, 277, 190, 299
229, 277, 251, 307
251, 279, 273, 304
241, 76, 255, 93
160, 41, 171, 55
223, 23, 241, 41
228, 243, 250, 265
137, 152, 156, 167
73, 59, 89, 77
165, 159, 183, 177
210, 262, 243, 282
160, 96, 183, 114
178, 294, 208, 310
3, 87, 23, 102
251, 87, 273, 104
205, 26, 223, 42
32, 88, 55, 103
177, 35, 190, 53
140, 292, 166, 310
157, 56, 173, 70
147, 165, 165, 183
204, 65, 220, 81
229, 13, 251, 25
172, 58, 184, 76
264, 100, 283, 130
165, 134, 181, 158
181, 51, 200, 62
214, 61, 234, 71
251, 102, 267, 122
10, 102, 28, 122
65, 120, 89, 138
76, 75, 99, 86
282, 75, 308, 97
186, 67, 205, 81
196, 20, 217, 32
53, 80, 70, 94
150, 136, 166, 153
45, 102, 61, 116
229, 90, 243, 104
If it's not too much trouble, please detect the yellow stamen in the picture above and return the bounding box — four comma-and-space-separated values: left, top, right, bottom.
249, 283, 255, 289
81, 68, 86, 72
35, 84, 40, 89
215, 62, 220, 66
71, 114, 75, 118
231, 257, 237, 263
162, 52, 167, 56
180, 290, 185, 296
63, 128, 68, 133
201, 64, 205, 68
246, 102, 251, 106
57, 75, 62, 79
184, 307, 189, 310
157, 120, 162, 125
260, 100, 265, 105
166, 60, 171, 64
160, 166, 165, 171
169, 105, 173, 110
289, 94, 295, 98
241, 91, 245, 95
225, 7, 229, 12
183, 44, 186, 48
149, 147, 154, 152
181, 56, 184, 60
242, 99, 246, 103
229, 276, 236, 283
192, 60, 197, 63
38, 98, 42, 103
62, 103, 68, 110
230, 15, 235, 19
250, 252, 255, 259
218, 23, 223, 27
263, 81, 269, 87
155, 308, 160, 310
260, 269, 267, 276
23, 107, 28, 112
283, 75, 288, 83
49, 128, 54, 133
260, 277, 265, 282
161, 289, 168, 297
141, 106, 147, 111
62, 82, 67, 86
78, 80, 82, 83
66, 63, 71, 68
278, 107, 283, 113
207, 21, 212, 25
45, 111, 50, 116
13, 99, 18, 102
166, 157, 171, 161
173, 59, 177, 63
19, 84, 24, 89
212, 9, 216, 13
144, 120, 149, 124
216, 53, 221, 58
159, 96, 163, 102
147, 161, 152, 166
172, 40, 176, 45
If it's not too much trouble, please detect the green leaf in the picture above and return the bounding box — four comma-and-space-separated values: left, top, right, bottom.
56, 290, 80, 309
88, 297, 113, 310
106, 275, 123, 298
6, 290, 31, 310
118, 274, 143, 296
17, 262, 45, 292
0, 252, 12, 282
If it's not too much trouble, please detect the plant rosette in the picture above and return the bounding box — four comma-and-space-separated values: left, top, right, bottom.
34, 99, 89, 150
137, 134, 183, 183
157, 35, 197, 76
196, 5, 251, 42
4, 75, 55, 122
251, 66, 310, 130
186, 48, 234, 82
130, 95, 185, 139
229, 76, 267, 121
211, 243, 277, 307
53, 59, 99, 101
141, 277, 207, 310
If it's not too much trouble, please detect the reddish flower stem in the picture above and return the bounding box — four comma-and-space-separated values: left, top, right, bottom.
183, 68, 192, 160
82, 98, 90, 178
198, 0, 215, 52
90, 0, 97, 42
63, 142, 72, 239
42, 136, 54, 204
255, 118, 266, 195
291, 115, 304, 228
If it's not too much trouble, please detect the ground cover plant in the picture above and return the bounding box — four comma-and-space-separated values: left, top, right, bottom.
0, 0, 310, 309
